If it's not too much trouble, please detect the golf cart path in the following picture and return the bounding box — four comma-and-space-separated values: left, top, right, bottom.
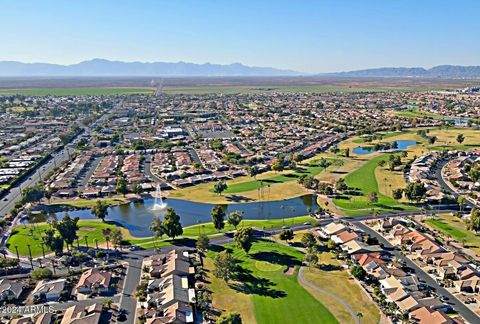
298, 266, 361, 324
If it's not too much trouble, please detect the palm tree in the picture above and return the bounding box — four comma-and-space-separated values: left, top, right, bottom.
102, 298, 113, 310
102, 228, 112, 251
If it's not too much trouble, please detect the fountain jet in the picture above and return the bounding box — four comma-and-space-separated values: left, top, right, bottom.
152, 183, 167, 211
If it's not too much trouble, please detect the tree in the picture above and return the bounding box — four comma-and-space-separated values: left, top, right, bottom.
327, 239, 337, 250
21, 185, 45, 204
466, 208, 480, 232
368, 192, 378, 204
378, 160, 386, 168
428, 136, 437, 145
456, 133, 465, 144
216, 312, 242, 324
301, 233, 317, 249
246, 165, 259, 179
227, 211, 243, 229
44, 189, 53, 203
213, 250, 235, 283
116, 177, 128, 196
150, 217, 165, 247
102, 228, 112, 250
305, 252, 319, 268
163, 208, 183, 239
234, 227, 254, 254
111, 229, 123, 249
43, 228, 64, 256
335, 178, 348, 192
272, 159, 284, 173
195, 289, 212, 317
213, 181, 228, 196
404, 181, 427, 202
31, 268, 53, 280
457, 196, 466, 212
102, 298, 114, 310
133, 183, 143, 195
351, 265, 367, 281
344, 148, 350, 158
279, 229, 294, 243
211, 205, 226, 231
392, 188, 403, 200
196, 234, 210, 252
54, 212, 79, 249
92, 200, 108, 222
469, 169, 480, 182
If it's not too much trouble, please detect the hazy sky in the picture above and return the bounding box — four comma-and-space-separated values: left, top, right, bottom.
1, 0, 479, 73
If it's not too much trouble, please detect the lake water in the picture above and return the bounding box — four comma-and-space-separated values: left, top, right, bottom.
353, 140, 417, 155
445, 118, 469, 126
55, 195, 319, 237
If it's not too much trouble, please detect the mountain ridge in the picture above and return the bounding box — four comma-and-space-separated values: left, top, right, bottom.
0, 59, 300, 77
1, 60, 480, 78
322, 65, 480, 78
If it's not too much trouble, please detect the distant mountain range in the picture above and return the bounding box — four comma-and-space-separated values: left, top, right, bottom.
323, 65, 480, 78
1, 60, 480, 78
0, 59, 300, 77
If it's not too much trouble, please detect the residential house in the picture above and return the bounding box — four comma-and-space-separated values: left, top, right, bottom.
0, 278, 23, 302
74, 268, 111, 299
32, 278, 66, 302
61, 304, 103, 324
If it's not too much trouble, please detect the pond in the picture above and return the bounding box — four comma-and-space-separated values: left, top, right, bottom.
444, 117, 469, 126
54, 195, 319, 237
353, 140, 417, 155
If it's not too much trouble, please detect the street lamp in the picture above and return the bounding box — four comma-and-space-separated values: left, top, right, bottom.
27, 245, 33, 269
50, 259, 56, 274
40, 242, 46, 259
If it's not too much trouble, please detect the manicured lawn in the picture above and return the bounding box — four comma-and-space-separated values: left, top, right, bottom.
333, 154, 417, 216
182, 216, 314, 236
429, 144, 480, 151
207, 239, 337, 324
217, 164, 330, 194
425, 214, 480, 254
301, 252, 381, 324
394, 108, 445, 119
0, 87, 154, 96
6, 220, 122, 256
50, 197, 129, 208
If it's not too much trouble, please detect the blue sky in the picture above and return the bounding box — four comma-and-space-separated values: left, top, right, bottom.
1, 0, 479, 73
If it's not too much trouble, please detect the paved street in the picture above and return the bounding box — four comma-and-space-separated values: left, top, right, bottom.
354, 222, 479, 323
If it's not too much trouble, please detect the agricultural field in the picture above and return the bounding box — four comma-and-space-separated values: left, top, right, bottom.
0, 87, 154, 96
206, 239, 338, 324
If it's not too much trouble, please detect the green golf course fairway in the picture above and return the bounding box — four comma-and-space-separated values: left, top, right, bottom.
333, 154, 417, 216
208, 239, 338, 324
